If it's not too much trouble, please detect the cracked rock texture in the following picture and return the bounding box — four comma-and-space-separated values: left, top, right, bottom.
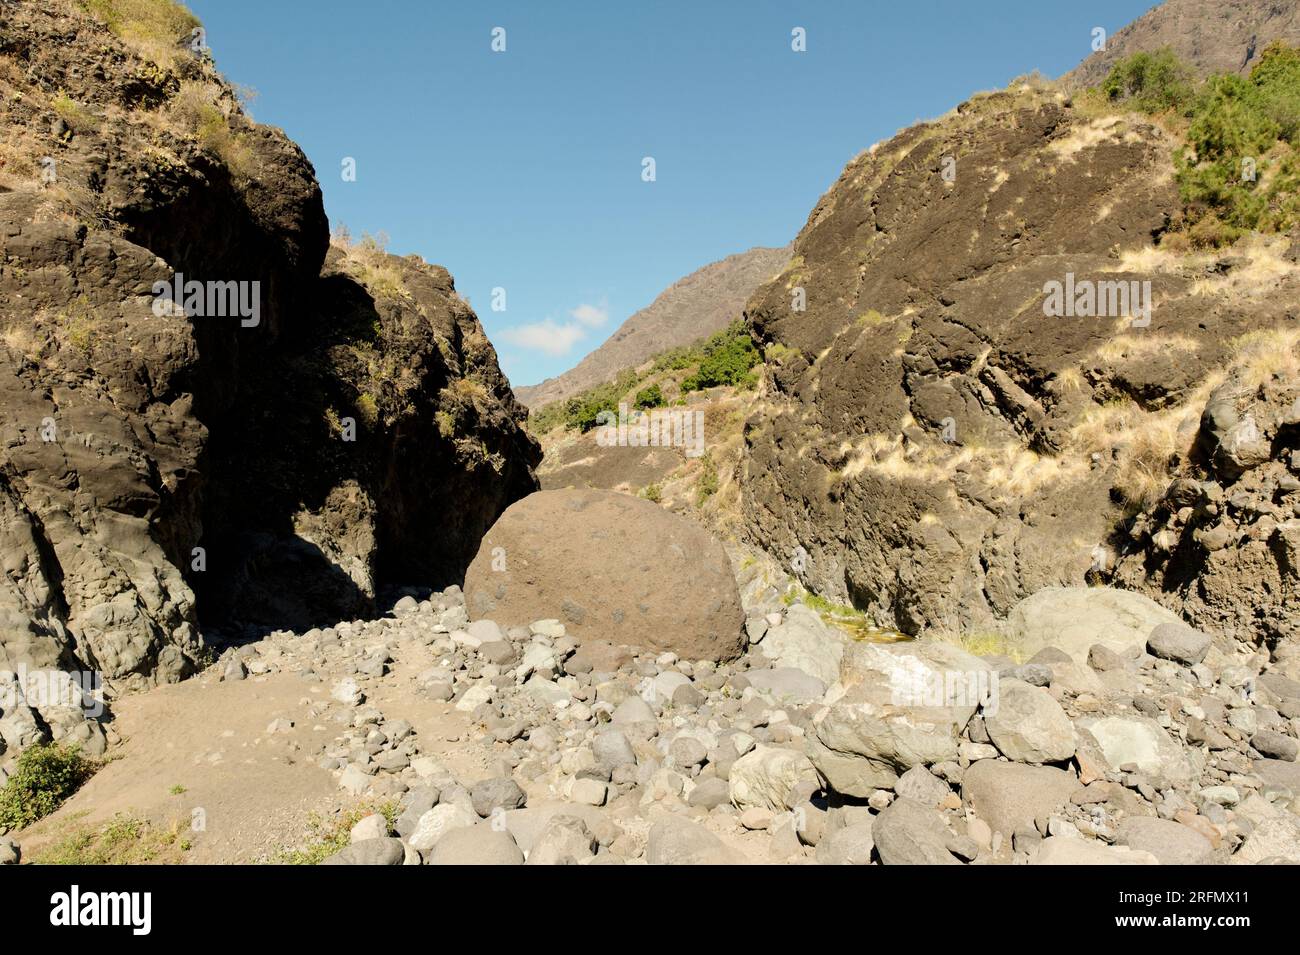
739, 80, 1299, 641
0, 1, 538, 689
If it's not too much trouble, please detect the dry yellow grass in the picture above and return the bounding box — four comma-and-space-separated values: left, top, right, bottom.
1066, 368, 1223, 510
1111, 412, 1197, 509
932, 630, 1023, 663
1047, 115, 1127, 162
449, 378, 488, 403
1052, 367, 1087, 396
1114, 244, 1215, 274
1, 323, 45, 361
1093, 331, 1201, 363
80, 0, 202, 70
1227, 326, 1300, 391
837, 428, 1084, 499
0, 138, 39, 189
333, 235, 411, 302
166, 81, 254, 178
981, 443, 1085, 498
1189, 235, 1297, 299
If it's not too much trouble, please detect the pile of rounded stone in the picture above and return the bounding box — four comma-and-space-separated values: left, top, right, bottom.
198, 585, 1300, 864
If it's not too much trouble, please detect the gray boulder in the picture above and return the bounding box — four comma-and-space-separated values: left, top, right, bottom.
806, 640, 990, 796
1030, 837, 1159, 865
502, 802, 609, 854
463, 489, 745, 662
646, 816, 747, 865
320, 838, 406, 865
687, 777, 732, 810
745, 666, 827, 703
893, 765, 952, 809
470, 776, 527, 817
1008, 587, 1181, 663
428, 826, 524, 865
1254, 757, 1300, 794
408, 804, 476, 852
962, 760, 1080, 839
1116, 816, 1214, 865
593, 729, 637, 768
729, 745, 815, 812
526, 815, 598, 865
872, 797, 960, 865
757, 605, 844, 685
1231, 815, 1300, 865
1147, 622, 1212, 666
1251, 730, 1298, 762
983, 679, 1075, 764
1077, 714, 1197, 785
816, 822, 875, 865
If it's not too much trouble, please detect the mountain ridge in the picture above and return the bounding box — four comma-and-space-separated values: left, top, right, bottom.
1064, 0, 1300, 87
515, 244, 790, 409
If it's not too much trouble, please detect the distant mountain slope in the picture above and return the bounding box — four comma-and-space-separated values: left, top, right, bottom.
515, 245, 790, 409
1064, 0, 1300, 87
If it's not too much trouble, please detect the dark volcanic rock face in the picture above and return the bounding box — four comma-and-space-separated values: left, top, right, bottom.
199, 245, 541, 634
1115, 346, 1300, 653
0, 2, 538, 685
739, 81, 1299, 638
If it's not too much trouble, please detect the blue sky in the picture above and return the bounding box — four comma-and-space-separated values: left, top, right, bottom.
187, 0, 1157, 387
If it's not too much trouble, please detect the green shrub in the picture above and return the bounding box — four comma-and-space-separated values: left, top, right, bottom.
651, 345, 700, 373
526, 401, 564, 435
51, 91, 94, 131
1100, 43, 1300, 244
634, 383, 664, 409
529, 319, 764, 433
681, 320, 760, 393
568, 373, 633, 433
696, 452, 719, 504
1101, 48, 1195, 113
531, 369, 638, 434
0, 743, 94, 831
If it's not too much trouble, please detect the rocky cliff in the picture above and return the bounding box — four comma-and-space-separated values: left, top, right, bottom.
738, 77, 1298, 639
1114, 337, 1300, 655
1065, 0, 1300, 87
515, 245, 789, 409
0, 0, 538, 690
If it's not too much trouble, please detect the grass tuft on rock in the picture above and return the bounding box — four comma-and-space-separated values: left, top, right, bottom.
275, 801, 398, 865
81, 0, 201, 68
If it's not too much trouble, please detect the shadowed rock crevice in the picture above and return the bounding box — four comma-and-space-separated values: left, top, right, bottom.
0, 1, 539, 676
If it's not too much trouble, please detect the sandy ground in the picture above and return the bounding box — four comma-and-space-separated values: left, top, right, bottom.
18, 640, 498, 863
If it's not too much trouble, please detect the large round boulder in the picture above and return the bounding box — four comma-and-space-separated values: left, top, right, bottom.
463, 489, 744, 662
1006, 587, 1182, 663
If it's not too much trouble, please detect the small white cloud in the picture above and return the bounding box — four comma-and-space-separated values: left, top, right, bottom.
498, 319, 585, 356
570, 301, 608, 327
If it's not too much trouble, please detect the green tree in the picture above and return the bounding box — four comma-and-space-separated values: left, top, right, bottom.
1101, 48, 1195, 113
681, 321, 760, 392
634, 384, 665, 409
